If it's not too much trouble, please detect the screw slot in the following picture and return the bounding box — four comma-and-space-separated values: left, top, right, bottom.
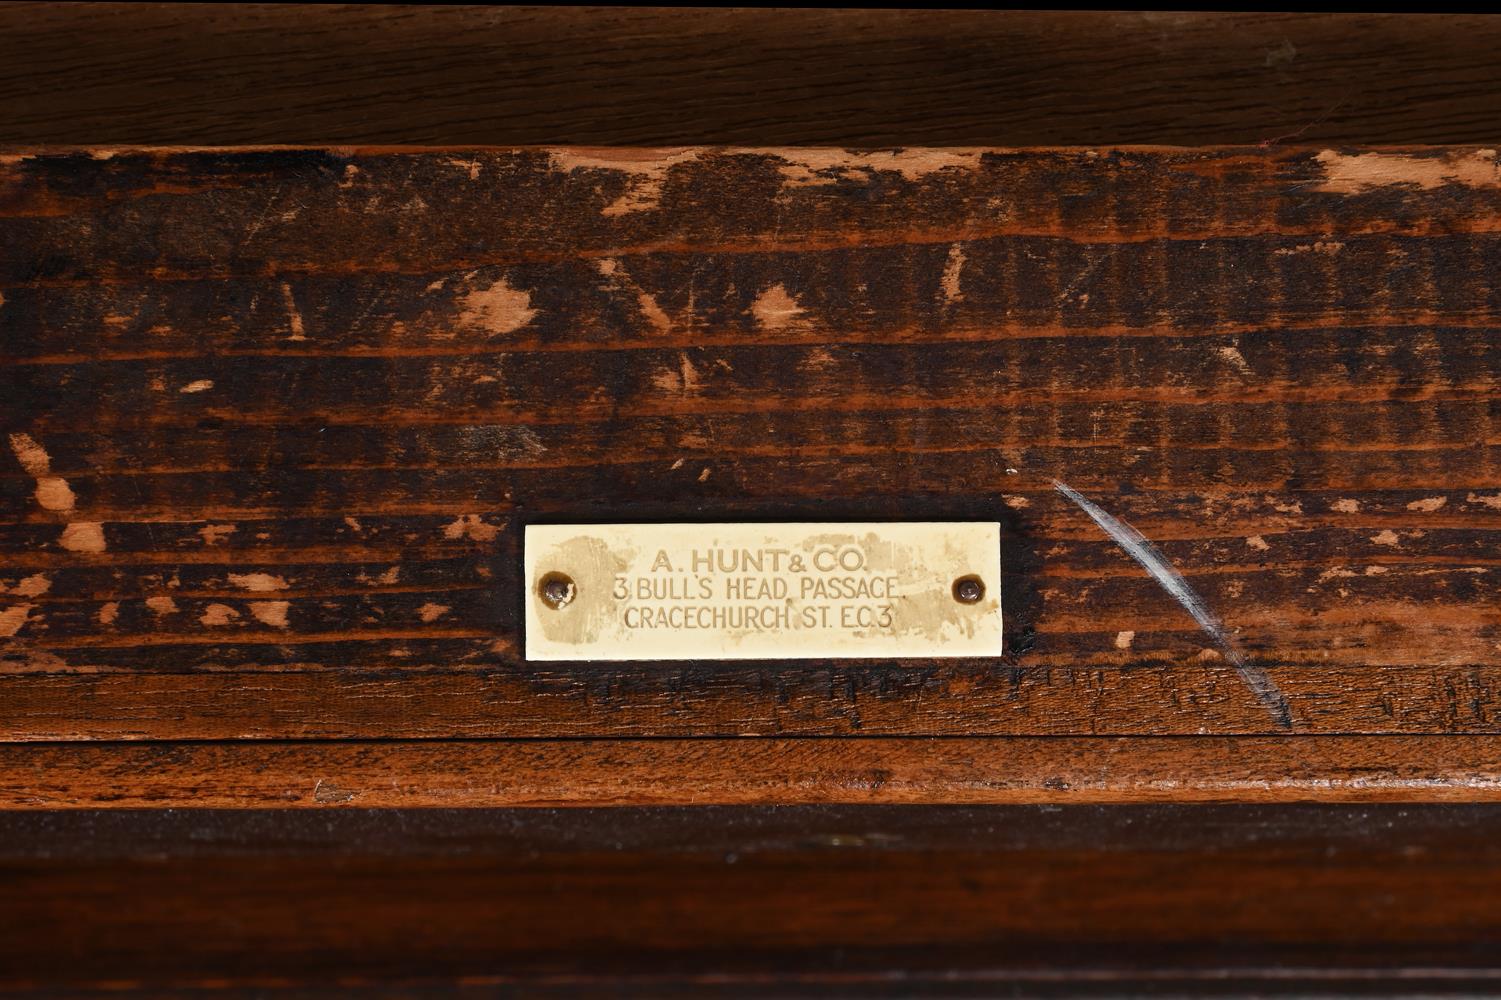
952, 575, 985, 605
538, 571, 577, 609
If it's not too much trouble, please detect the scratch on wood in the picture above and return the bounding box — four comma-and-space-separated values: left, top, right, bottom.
1052, 479, 1293, 729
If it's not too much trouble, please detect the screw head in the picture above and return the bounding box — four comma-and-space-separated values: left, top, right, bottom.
952, 575, 985, 604
538, 572, 577, 609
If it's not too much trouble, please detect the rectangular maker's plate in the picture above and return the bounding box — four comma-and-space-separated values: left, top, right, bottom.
524, 522, 1002, 661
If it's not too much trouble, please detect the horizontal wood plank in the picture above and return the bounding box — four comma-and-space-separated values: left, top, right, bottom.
3, 146, 1501, 739
8, 804, 1501, 989
4, 10, 1501, 147
5, 736, 1501, 808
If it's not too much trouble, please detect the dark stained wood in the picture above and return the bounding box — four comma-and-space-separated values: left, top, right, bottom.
5, 736, 1501, 809
7, 661, 1501, 741
6, 14, 1501, 994
4, 10, 1501, 148
6, 804, 1501, 991
4, 145, 1501, 742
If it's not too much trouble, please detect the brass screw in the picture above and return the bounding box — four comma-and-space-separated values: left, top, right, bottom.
538, 571, 576, 609
952, 575, 985, 604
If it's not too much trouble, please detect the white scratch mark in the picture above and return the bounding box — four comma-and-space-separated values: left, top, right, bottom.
179, 379, 214, 394
1052, 479, 1292, 728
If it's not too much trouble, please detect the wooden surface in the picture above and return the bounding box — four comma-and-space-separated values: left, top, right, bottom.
7, 736, 1501, 809
5, 9, 1501, 995
7, 804, 1501, 993
5, 144, 1501, 750
4, 9, 1501, 147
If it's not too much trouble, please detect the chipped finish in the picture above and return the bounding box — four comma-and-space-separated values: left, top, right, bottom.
1313, 148, 1501, 193
2, 146, 1501, 740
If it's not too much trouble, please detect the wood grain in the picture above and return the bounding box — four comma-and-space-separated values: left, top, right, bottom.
7, 16, 1501, 992
7, 804, 1501, 991
4, 10, 1501, 147
5, 736, 1501, 809
4, 145, 1501, 741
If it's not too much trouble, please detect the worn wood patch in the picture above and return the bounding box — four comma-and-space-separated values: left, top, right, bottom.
4, 146, 1501, 739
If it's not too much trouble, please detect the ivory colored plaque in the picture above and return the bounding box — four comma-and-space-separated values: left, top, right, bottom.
524, 522, 1002, 661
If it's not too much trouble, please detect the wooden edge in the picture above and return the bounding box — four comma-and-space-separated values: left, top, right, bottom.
0, 142, 1492, 156
6, 736, 1501, 809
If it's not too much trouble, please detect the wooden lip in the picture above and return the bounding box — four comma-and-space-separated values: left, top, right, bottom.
5, 735, 1501, 809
